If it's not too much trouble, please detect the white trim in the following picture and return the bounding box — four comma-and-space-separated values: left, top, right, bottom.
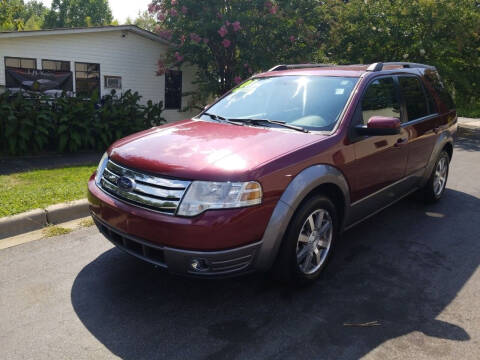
0, 25, 170, 46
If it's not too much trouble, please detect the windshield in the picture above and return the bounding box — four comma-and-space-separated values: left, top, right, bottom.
202, 76, 358, 131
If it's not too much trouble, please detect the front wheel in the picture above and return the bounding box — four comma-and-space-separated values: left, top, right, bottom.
422, 150, 450, 203
272, 195, 339, 285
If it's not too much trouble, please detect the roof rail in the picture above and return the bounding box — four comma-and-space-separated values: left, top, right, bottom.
366, 62, 436, 72
268, 64, 335, 72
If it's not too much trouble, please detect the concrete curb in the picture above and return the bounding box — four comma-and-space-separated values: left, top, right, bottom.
0, 199, 89, 240
458, 118, 480, 139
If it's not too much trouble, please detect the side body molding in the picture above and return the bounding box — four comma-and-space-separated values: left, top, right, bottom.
253, 165, 351, 271
419, 129, 455, 188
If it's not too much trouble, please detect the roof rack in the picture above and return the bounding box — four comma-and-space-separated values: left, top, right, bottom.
367, 62, 436, 72
268, 64, 335, 72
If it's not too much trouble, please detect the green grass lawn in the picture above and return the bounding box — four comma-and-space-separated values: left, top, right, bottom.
0, 165, 96, 217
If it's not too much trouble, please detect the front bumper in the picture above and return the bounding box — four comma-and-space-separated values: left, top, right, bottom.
92, 213, 262, 277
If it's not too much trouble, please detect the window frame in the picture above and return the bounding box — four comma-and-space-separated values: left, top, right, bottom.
74, 61, 101, 97
5, 56, 37, 70
41, 59, 71, 72
164, 69, 183, 110
348, 75, 402, 142
397, 74, 437, 125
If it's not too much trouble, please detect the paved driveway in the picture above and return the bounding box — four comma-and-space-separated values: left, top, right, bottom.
1, 138, 479, 360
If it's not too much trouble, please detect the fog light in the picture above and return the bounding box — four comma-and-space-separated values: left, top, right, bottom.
190, 258, 209, 272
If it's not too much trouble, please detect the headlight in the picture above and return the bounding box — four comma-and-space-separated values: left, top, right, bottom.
94, 152, 109, 185
177, 181, 262, 216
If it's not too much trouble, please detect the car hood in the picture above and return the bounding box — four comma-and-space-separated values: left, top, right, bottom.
108, 119, 324, 181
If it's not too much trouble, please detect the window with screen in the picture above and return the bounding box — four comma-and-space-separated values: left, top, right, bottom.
361, 77, 400, 125
75, 62, 100, 97
5, 57, 37, 70
399, 76, 428, 121
42, 60, 70, 72
165, 70, 182, 109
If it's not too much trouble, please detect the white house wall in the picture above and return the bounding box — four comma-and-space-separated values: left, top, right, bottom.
0, 30, 198, 122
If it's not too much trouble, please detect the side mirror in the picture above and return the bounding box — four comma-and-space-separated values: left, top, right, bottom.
355, 116, 401, 136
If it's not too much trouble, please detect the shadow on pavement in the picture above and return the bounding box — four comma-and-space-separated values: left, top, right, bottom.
71, 188, 479, 359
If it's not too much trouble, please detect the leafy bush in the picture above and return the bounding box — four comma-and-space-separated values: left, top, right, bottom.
0, 90, 165, 156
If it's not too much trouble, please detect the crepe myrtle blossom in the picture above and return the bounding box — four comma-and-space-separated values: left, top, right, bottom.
156, 60, 167, 75
148, 3, 161, 14
218, 25, 228, 37
175, 52, 184, 62
234, 76, 242, 84
190, 33, 202, 43
171, 0, 177, 5
232, 21, 242, 32
222, 39, 231, 48
203, 38, 210, 44
181, 6, 188, 14
157, 13, 165, 21
170, 8, 178, 17
265, 1, 278, 14
289, 35, 296, 42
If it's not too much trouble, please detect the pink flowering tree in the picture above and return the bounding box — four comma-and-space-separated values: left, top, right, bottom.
148, 0, 320, 106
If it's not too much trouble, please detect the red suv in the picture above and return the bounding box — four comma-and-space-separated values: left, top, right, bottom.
88, 62, 456, 283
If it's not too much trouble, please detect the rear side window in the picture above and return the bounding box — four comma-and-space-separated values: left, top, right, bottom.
361, 77, 400, 125
399, 76, 428, 121
425, 71, 455, 110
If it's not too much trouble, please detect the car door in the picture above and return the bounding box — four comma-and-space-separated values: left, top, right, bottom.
397, 75, 439, 176
346, 76, 409, 224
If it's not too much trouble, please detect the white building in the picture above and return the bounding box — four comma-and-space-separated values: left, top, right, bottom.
0, 25, 197, 122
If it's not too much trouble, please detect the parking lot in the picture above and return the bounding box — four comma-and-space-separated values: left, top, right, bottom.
1, 137, 479, 360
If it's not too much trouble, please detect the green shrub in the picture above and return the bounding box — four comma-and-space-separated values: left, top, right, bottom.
0, 90, 165, 156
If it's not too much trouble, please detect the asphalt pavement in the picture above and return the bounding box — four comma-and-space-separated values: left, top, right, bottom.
1, 137, 479, 360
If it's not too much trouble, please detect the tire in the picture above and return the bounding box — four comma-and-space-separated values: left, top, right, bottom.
272, 195, 339, 285
422, 150, 450, 203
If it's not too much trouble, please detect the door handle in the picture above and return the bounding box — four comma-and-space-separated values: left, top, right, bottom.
394, 138, 408, 147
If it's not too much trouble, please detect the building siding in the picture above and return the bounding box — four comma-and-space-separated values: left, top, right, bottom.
0, 29, 198, 122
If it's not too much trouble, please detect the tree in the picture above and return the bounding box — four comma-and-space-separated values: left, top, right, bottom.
1, 0, 26, 30
126, 10, 157, 32
0, 0, 48, 31
148, 0, 323, 102
317, 0, 480, 107
44, 0, 113, 28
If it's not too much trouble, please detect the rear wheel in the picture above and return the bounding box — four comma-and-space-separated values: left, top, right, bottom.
422, 150, 450, 203
273, 195, 339, 285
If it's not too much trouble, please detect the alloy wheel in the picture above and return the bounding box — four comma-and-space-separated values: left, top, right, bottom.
433, 156, 448, 197
296, 209, 333, 275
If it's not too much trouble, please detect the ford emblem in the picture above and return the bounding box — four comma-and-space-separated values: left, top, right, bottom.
117, 176, 136, 192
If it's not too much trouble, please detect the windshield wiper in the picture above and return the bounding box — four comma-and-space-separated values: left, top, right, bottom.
202, 112, 244, 126
227, 118, 309, 133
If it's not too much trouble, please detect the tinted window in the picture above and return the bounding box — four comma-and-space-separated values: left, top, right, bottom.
424, 71, 455, 110
165, 70, 182, 109
75, 62, 100, 97
361, 77, 400, 124
204, 76, 358, 131
399, 77, 428, 121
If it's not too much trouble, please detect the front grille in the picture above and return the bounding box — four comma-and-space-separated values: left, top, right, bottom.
99, 160, 191, 215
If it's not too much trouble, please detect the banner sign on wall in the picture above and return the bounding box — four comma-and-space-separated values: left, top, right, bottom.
5, 68, 73, 92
